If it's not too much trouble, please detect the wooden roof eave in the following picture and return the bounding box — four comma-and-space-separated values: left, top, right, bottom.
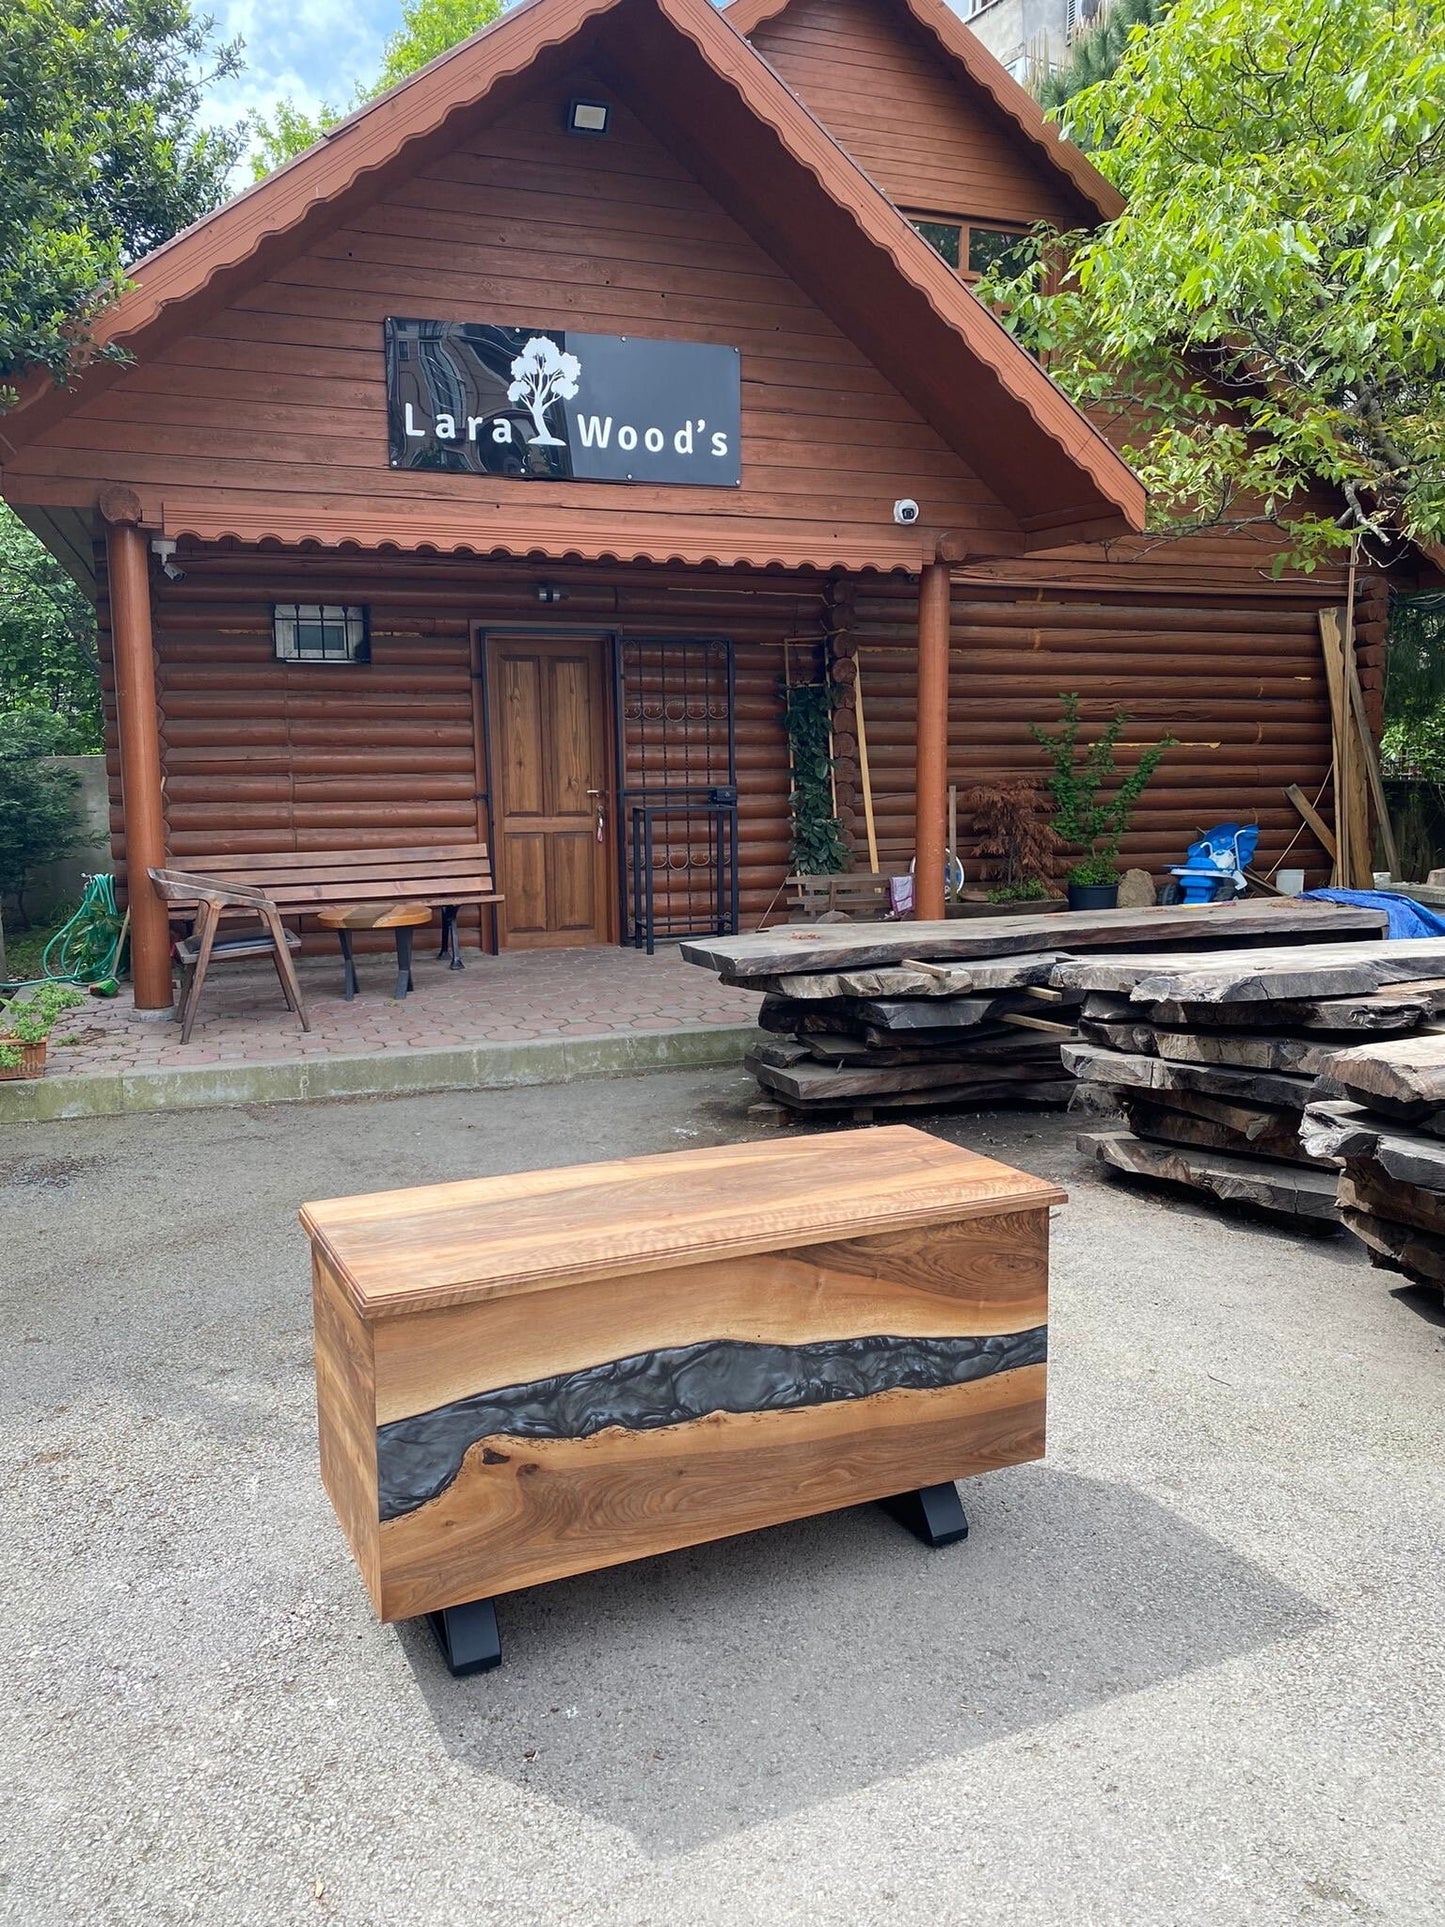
0, 0, 1143, 550
620, 0, 1144, 541
724, 0, 1125, 226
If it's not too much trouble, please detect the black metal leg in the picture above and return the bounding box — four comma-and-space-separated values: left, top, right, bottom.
427, 1598, 502, 1676
879, 1481, 969, 1548
394, 925, 415, 1000
337, 929, 358, 1001
436, 905, 450, 963
447, 905, 463, 971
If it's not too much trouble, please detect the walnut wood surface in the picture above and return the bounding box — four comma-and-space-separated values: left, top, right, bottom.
1315, 1032, 1445, 1117
371, 1211, 1049, 1424
1079, 1130, 1339, 1221
315, 902, 433, 929
373, 1367, 1047, 1619
306, 1132, 1057, 1620
1080, 1017, 1337, 1076
1339, 1167, 1445, 1238
684, 903, 1383, 981
1338, 1205, 1445, 1285
300, 1124, 1065, 1316
1062, 1041, 1314, 1112
1055, 938, 1445, 1006
1118, 1094, 1321, 1168
312, 1255, 381, 1609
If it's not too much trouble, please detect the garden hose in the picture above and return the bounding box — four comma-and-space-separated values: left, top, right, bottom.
18, 873, 128, 990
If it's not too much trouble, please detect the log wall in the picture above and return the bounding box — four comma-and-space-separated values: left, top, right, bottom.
96, 546, 824, 943
95, 539, 1370, 950
829, 572, 1346, 886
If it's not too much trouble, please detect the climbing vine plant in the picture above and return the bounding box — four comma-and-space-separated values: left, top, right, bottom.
779, 680, 848, 875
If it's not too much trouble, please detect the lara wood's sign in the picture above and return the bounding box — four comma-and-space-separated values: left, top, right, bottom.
385, 319, 741, 486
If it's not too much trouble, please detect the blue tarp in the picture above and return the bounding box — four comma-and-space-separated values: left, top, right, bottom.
1301, 888, 1445, 939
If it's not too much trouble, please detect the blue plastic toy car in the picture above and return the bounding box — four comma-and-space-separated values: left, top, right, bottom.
1163, 822, 1260, 904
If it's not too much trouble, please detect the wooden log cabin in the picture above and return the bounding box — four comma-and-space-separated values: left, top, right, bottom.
0, 0, 1396, 1012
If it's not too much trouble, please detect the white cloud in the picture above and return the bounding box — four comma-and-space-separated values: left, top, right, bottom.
200, 0, 395, 139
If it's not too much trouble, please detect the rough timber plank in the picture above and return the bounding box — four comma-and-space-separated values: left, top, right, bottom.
1302, 1101, 1445, 1189
1054, 937, 1445, 1006
760, 956, 1065, 999
1339, 1167, 1445, 1238
751, 1051, 1059, 1102
1081, 984, 1445, 1032
857, 994, 1035, 1030
1079, 1017, 1337, 1074
682, 901, 1385, 981
1146, 1028, 1338, 1075
1121, 1093, 1325, 1168
1061, 1042, 1315, 1111
1339, 1206, 1445, 1286
1315, 1032, 1445, 1119
1079, 1130, 1341, 1222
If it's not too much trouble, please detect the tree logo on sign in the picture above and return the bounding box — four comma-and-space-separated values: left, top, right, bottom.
507, 336, 582, 447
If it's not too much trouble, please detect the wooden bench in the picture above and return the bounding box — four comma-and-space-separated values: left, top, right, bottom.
301, 1125, 1064, 1674
152, 844, 505, 1026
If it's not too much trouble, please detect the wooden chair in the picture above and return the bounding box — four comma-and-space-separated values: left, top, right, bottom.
149, 868, 311, 1045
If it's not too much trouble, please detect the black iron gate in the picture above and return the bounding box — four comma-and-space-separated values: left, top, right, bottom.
615, 637, 738, 950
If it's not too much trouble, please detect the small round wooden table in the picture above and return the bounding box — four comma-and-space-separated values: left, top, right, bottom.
316, 903, 432, 1001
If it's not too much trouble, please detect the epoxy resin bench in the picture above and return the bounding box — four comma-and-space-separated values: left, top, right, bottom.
300, 1126, 1064, 1673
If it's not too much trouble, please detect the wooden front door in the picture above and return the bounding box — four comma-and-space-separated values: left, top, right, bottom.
486, 635, 614, 948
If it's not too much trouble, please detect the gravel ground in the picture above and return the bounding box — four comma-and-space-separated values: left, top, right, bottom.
2, 1072, 1442, 1927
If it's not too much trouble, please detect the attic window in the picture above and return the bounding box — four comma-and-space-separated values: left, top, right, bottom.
908, 215, 1031, 285
273, 604, 370, 663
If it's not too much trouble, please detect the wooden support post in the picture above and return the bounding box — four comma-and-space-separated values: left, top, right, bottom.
854, 660, 880, 875
104, 511, 173, 1010
914, 562, 951, 921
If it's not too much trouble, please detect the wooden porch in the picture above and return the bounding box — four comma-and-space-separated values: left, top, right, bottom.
43, 942, 762, 1080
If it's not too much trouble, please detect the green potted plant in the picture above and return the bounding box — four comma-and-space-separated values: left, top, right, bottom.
1030, 694, 1176, 910
0, 981, 86, 1080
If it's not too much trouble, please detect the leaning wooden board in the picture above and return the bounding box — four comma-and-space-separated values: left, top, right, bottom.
301, 1128, 1063, 1631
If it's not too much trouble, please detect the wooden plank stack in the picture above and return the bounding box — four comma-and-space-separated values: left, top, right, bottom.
749, 954, 1083, 1115
1065, 938, 1445, 1227
1303, 1035, 1445, 1296
682, 902, 1389, 1121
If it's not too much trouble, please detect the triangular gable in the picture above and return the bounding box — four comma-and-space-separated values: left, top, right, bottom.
0, 0, 1142, 558
726, 0, 1123, 225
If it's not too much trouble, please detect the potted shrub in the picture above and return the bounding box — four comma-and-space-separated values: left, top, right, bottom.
0, 981, 86, 1080
1030, 694, 1176, 910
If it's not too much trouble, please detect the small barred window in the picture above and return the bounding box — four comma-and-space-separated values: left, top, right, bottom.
273, 604, 370, 663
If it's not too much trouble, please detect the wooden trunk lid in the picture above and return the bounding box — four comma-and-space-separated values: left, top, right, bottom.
299, 1124, 1065, 1317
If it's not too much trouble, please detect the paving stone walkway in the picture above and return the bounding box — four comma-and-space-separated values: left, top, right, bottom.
45, 942, 762, 1077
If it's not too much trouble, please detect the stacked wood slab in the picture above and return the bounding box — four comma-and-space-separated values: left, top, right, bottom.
680, 902, 1387, 1119
1303, 1036, 1445, 1296
1063, 938, 1445, 1227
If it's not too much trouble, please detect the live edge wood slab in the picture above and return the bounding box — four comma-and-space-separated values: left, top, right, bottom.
301, 1127, 1063, 1652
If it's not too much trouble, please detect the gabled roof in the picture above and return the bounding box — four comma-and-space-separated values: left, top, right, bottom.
726, 0, 1125, 225
0, 0, 1143, 557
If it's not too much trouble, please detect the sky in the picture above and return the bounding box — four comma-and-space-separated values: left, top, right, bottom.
201, 0, 398, 140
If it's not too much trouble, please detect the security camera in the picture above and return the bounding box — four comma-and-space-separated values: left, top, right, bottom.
151, 536, 185, 581
893, 498, 921, 525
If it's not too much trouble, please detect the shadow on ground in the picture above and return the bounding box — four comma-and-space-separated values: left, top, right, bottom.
400, 1461, 1325, 1857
